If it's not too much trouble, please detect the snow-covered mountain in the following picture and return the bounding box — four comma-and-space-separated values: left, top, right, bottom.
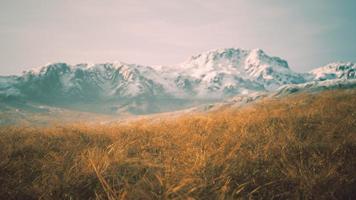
0, 48, 355, 115
18, 62, 169, 101
309, 62, 356, 81
174, 48, 305, 91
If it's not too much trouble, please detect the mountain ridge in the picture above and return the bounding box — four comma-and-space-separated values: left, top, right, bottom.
0, 48, 355, 115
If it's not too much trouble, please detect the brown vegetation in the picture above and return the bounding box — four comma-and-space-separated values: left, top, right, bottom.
0, 89, 355, 199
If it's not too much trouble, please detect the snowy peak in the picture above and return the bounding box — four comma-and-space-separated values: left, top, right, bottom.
18, 62, 168, 102
183, 48, 249, 67
244, 48, 290, 77
25, 62, 71, 75
243, 48, 303, 88
177, 48, 304, 91
182, 48, 289, 71
309, 62, 356, 81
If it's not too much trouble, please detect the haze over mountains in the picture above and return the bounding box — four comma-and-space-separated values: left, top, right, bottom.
0, 48, 355, 115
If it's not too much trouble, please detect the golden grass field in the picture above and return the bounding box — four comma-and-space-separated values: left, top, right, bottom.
0, 89, 355, 199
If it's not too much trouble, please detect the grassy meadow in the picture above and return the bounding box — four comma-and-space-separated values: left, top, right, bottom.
0, 89, 355, 199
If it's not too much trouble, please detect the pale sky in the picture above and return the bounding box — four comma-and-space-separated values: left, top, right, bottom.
0, 0, 355, 75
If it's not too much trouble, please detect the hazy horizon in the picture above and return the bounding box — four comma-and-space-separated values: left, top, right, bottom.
1, 0, 356, 75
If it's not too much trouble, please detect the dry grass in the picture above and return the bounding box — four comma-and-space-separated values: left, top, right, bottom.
0, 89, 355, 199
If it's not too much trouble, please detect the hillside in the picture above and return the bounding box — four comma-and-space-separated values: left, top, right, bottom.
0, 89, 355, 199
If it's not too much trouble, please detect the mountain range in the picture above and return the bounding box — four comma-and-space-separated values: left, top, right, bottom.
0, 48, 355, 115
